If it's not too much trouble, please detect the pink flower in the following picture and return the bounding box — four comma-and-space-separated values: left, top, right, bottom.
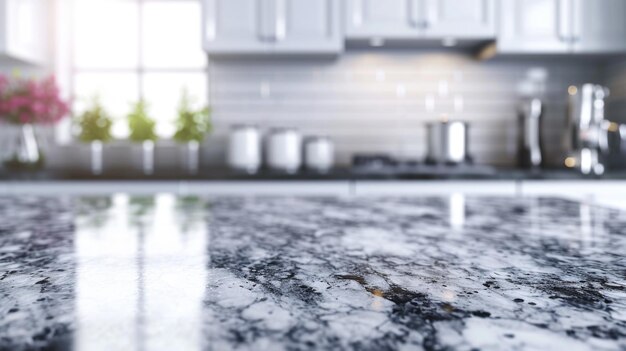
6, 96, 21, 111
31, 101, 46, 115
0, 75, 8, 94
0, 75, 69, 125
19, 112, 31, 124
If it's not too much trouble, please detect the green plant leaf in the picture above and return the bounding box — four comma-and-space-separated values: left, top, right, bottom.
127, 99, 158, 142
173, 89, 212, 143
75, 97, 113, 143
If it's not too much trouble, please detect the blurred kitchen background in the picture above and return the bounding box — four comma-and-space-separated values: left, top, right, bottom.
1, 0, 626, 177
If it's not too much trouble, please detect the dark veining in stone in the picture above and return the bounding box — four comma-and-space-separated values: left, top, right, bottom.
0, 195, 625, 350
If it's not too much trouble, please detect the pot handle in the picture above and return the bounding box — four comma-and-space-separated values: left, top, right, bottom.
600, 121, 611, 154
599, 121, 626, 154
601, 121, 626, 154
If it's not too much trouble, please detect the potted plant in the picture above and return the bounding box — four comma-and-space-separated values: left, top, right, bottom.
75, 97, 113, 175
0, 74, 69, 170
127, 99, 157, 175
173, 90, 211, 174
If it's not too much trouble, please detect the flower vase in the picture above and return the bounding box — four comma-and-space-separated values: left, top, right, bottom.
90, 140, 103, 175
3, 124, 44, 170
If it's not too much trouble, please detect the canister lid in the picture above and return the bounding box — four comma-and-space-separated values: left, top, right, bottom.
231, 123, 258, 130
304, 135, 331, 143
268, 127, 298, 134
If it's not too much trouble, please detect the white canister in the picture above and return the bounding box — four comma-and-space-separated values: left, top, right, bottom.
227, 125, 261, 173
304, 136, 334, 172
266, 128, 302, 173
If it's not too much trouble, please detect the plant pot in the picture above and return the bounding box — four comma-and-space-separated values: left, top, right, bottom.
181, 141, 200, 175
90, 140, 104, 175
141, 140, 155, 175
2, 124, 44, 170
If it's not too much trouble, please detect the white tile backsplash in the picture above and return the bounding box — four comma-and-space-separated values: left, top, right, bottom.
208, 51, 604, 166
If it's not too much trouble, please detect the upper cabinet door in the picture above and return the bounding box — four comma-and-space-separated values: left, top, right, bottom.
423, 0, 495, 39
203, 0, 270, 54
572, 0, 626, 53
273, 0, 342, 53
345, 0, 421, 39
498, 0, 571, 53
203, 0, 341, 55
0, 0, 47, 64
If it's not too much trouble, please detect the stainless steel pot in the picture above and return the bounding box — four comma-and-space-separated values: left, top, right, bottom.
564, 84, 626, 174
426, 120, 470, 164
518, 98, 544, 169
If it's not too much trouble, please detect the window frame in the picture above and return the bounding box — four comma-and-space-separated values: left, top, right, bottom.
56, 0, 209, 144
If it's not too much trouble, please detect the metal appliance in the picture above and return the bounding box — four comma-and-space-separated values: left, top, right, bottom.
227, 124, 262, 173
517, 98, 544, 168
266, 128, 302, 173
425, 120, 471, 165
564, 84, 625, 175
351, 154, 495, 177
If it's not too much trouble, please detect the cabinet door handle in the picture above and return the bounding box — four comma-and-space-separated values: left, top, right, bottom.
409, 0, 429, 30
351, 0, 364, 27
258, 0, 270, 41
203, 0, 216, 41
557, 0, 572, 44
275, 0, 286, 41
258, 0, 283, 42
409, 0, 423, 28
571, 0, 582, 44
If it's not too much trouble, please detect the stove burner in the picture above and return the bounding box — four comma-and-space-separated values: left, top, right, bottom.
351, 154, 495, 177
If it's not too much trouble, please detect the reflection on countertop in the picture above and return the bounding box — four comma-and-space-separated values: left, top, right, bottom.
1, 195, 626, 350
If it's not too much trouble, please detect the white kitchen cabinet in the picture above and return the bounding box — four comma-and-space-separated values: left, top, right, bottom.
0, 0, 48, 64
423, 0, 496, 39
345, 0, 495, 40
345, 0, 420, 39
498, 0, 570, 53
203, 0, 269, 54
498, 0, 626, 54
572, 0, 626, 53
272, 0, 342, 53
203, 0, 342, 55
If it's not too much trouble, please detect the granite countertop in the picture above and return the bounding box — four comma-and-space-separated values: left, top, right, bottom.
1, 195, 625, 350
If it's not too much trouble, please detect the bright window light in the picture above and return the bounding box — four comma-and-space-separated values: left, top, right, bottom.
142, 73, 208, 139
142, 1, 206, 69
69, 0, 208, 140
73, 0, 139, 69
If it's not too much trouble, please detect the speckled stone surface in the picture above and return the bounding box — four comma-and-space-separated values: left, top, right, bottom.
1, 195, 625, 351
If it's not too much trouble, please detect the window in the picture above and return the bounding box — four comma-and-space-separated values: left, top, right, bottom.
69, 0, 208, 139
